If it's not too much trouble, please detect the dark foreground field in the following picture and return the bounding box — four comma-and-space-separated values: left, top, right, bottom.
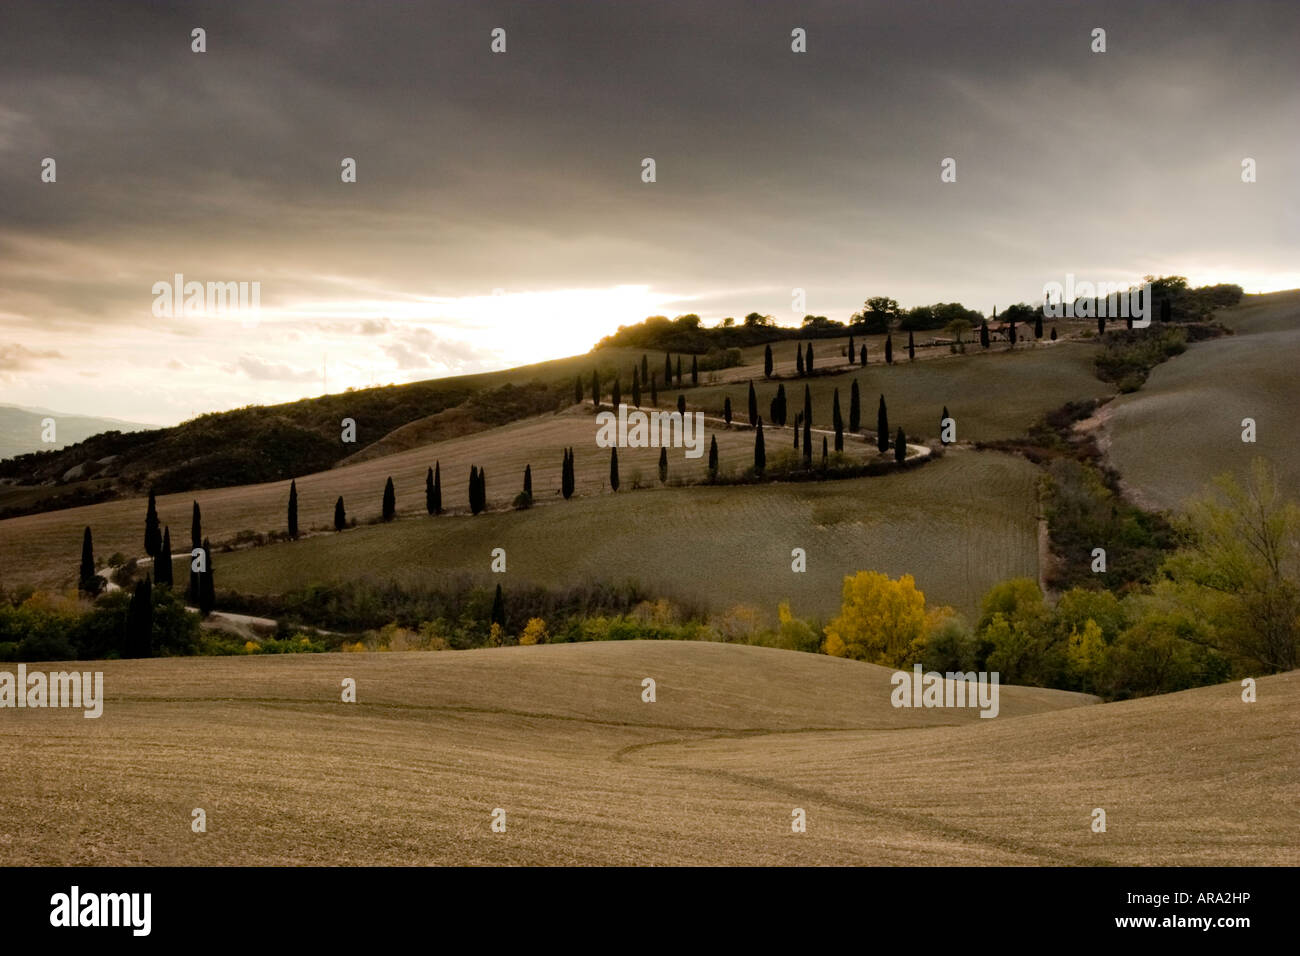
2, 642, 1294, 866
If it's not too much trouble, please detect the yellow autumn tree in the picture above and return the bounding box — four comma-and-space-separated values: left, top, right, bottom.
822, 571, 928, 666
519, 617, 549, 646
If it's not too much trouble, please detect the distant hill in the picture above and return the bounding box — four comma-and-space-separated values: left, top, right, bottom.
0, 404, 150, 460
0, 349, 655, 518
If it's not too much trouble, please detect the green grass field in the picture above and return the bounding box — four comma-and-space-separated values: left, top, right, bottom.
1104, 291, 1300, 511
2, 641, 1293, 866
213, 448, 1039, 621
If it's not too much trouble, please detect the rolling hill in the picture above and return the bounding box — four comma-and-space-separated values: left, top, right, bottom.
1, 641, 1291, 866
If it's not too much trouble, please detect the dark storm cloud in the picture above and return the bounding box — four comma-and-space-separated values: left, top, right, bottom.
0, 0, 1295, 419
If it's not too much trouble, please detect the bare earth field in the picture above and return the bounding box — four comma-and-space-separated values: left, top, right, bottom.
212, 448, 1040, 621
2, 642, 1293, 866
1104, 291, 1300, 512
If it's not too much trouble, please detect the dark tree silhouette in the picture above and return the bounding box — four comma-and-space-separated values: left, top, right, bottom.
895, 427, 907, 463
803, 384, 813, 428
1098, 314, 1106, 336
124, 575, 153, 657
848, 333, 856, 365
1034, 314, 1044, 339
877, 395, 890, 454
980, 320, 990, 348
764, 343, 773, 378
691, 354, 698, 386
641, 353, 649, 385
805, 342, 814, 375
849, 379, 861, 433
523, 464, 532, 497
612, 377, 621, 410
723, 396, 732, 425
574, 375, 583, 405
288, 479, 299, 538
491, 583, 506, 630
1050, 326, 1058, 341
334, 496, 346, 531
78, 526, 98, 595
885, 335, 894, 365
144, 489, 161, 558
796, 342, 805, 377
609, 447, 620, 492
775, 383, 787, 426
1160, 298, 1172, 323
860, 344, 867, 365
658, 446, 668, 484
907, 331, 915, 362
707, 435, 718, 478
821, 435, 828, 465
941, 405, 952, 446
382, 477, 396, 521
677, 394, 686, 416
1009, 318, 1018, 346
189, 501, 202, 603
157, 527, 173, 588
650, 372, 658, 406
747, 380, 758, 426
562, 449, 575, 500
754, 417, 766, 472
591, 369, 600, 409
426, 464, 441, 515
675, 356, 682, 386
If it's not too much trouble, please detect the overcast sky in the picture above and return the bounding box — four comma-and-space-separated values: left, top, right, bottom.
1, 0, 1296, 424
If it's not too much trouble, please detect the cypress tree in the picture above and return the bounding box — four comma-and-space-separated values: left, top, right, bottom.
941, 405, 951, 445
609, 447, 620, 492
803, 384, 813, 428
125, 575, 154, 657
859, 343, 867, 366
658, 446, 668, 484
612, 377, 621, 410
677, 394, 686, 416
425, 466, 435, 515
764, 343, 773, 378
907, 331, 915, 361
574, 375, 583, 405
562, 449, 575, 500
523, 464, 532, 497
491, 583, 506, 630
664, 352, 673, 386
793, 412, 801, 449
723, 396, 732, 425
1160, 298, 1171, 323
877, 395, 889, 454
189, 501, 202, 603
334, 496, 346, 531
775, 383, 788, 426
821, 435, 828, 465
157, 527, 173, 588
832, 388, 844, 452
796, 342, 805, 376
675, 356, 682, 386
199, 539, 214, 616
691, 354, 698, 386
632, 366, 641, 407
288, 479, 299, 538
707, 435, 718, 478
478, 468, 487, 511
1097, 314, 1106, 336
849, 379, 861, 433
144, 489, 161, 558
1009, 318, 1017, 346
895, 427, 906, 463
980, 320, 990, 348
591, 369, 600, 409
885, 335, 894, 365
382, 476, 396, 521
78, 526, 97, 595
805, 341, 814, 375
1050, 326, 1058, 341
754, 418, 766, 472
747, 380, 758, 426
650, 372, 658, 406
848, 334, 856, 365
802, 413, 812, 466
641, 353, 649, 385
1034, 313, 1044, 339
